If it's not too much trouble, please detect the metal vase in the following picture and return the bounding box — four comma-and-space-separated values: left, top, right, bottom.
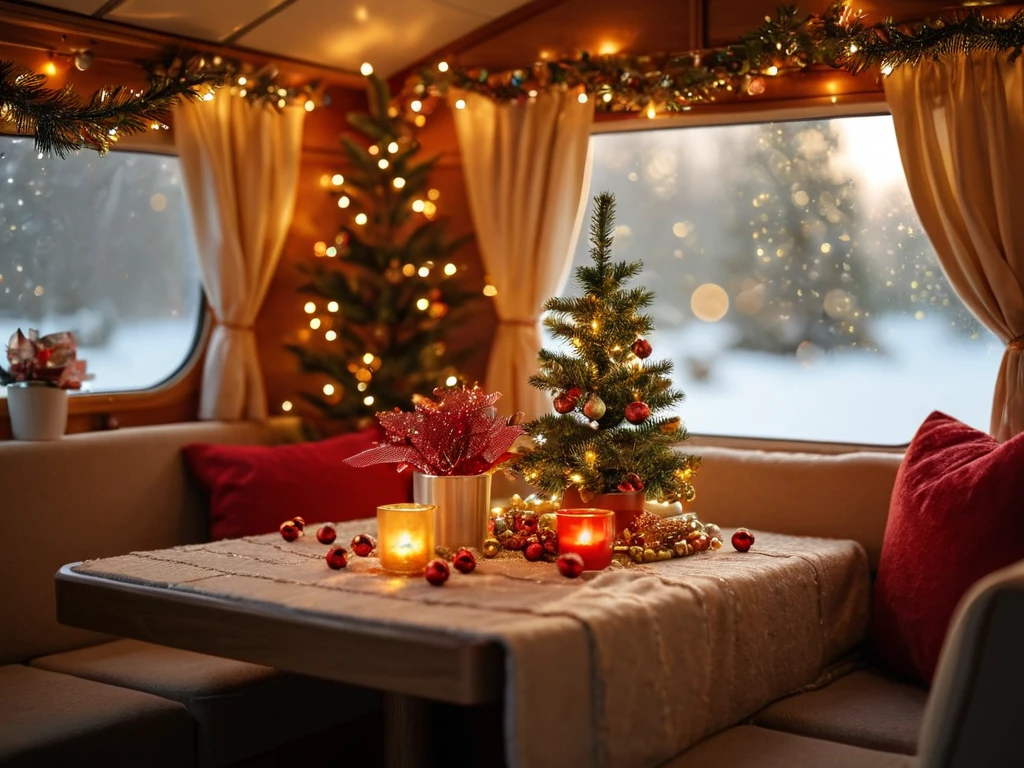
413, 473, 492, 552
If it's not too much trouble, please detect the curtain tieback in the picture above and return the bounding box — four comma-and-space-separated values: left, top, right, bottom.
500, 320, 538, 327
214, 319, 254, 332
1009, 333, 1024, 352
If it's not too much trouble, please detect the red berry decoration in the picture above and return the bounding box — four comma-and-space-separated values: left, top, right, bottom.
350, 534, 376, 557
524, 542, 544, 562
514, 514, 538, 534
632, 338, 653, 359
539, 530, 559, 556
424, 558, 450, 586
557, 552, 585, 578
325, 546, 348, 569
452, 549, 476, 574
625, 401, 651, 425
292, 516, 306, 532
279, 521, 300, 542
731, 528, 755, 553
316, 525, 337, 545
553, 393, 576, 414
503, 533, 528, 551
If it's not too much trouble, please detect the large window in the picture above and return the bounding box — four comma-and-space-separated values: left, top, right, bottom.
560, 115, 1002, 445
0, 137, 202, 395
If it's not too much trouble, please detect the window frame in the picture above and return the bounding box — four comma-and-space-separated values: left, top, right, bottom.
587, 94, 931, 453
0, 134, 208, 423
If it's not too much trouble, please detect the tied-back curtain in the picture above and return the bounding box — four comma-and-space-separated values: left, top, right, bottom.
885, 53, 1024, 441
449, 88, 594, 419
174, 96, 304, 420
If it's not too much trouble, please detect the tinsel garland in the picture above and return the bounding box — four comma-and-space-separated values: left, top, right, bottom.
0, 53, 324, 158
404, 1, 1024, 112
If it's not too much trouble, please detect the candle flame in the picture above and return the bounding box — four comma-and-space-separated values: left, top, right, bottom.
578, 529, 592, 544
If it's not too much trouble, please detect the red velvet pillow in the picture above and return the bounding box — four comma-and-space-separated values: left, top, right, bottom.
184, 429, 412, 541
870, 411, 1024, 685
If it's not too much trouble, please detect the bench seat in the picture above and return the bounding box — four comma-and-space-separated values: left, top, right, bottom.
0, 664, 195, 768
29, 639, 380, 767
753, 669, 927, 755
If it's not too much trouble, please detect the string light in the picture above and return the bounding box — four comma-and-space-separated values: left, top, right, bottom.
445, 375, 458, 386
393, 177, 406, 189
237, 76, 247, 85
355, 213, 368, 225
414, 115, 426, 127
338, 195, 350, 208
362, 353, 375, 364
387, 141, 399, 153
326, 246, 337, 257
410, 100, 423, 112
304, 100, 315, 112
360, 62, 374, 76
327, 301, 339, 312
454, 99, 466, 110
418, 266, 430, 277
416, 298, 430, 311
363, 395, 375, 406
378, 158, 389, 169
428, 189, 440, 200
368, 145, 379, 155
304, 301, 316, 314
325, 330, 337, 341
310, 318, 322, 329
577, 93, 588, 104
323, 383, 335, 395
412, 200, 425, 212
42, 61, 58, 77
331, 174, 344, 185
281, 400, 293, 412
438, 61, 449, 72
766, 65, 779, 76
443, 263, 457, 276
483, 284, 498, 297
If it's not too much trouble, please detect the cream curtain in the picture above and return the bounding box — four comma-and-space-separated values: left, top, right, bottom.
174, 96, 304, 420
885, 53, 1024, 441
449, 88, 594, 419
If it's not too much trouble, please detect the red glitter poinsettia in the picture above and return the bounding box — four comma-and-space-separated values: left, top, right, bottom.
0, 329, 91, 390
345, 386, 524, 476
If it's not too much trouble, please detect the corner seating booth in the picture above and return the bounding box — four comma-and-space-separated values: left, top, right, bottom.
2, 423, 1021, 766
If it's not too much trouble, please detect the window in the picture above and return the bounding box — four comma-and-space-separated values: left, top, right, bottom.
0, 136, 203, 395
560, 115, 1002, 445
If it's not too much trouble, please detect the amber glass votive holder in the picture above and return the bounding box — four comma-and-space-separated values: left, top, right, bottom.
556, 508, 616, 571
376, 503, 436, 574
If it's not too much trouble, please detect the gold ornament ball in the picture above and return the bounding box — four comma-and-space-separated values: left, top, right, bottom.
482, 538, 501, 558
709, 536, 723, 551
704, 523, 722, 540
657, 549, 673, 561
673, 540, 693, 557
642, 548, 658, 563
628, 545, 645, 563
539, 513, 557, 532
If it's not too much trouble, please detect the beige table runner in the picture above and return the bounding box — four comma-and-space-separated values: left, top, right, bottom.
74, 523, 870, 767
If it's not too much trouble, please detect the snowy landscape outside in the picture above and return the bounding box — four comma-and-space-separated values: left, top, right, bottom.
555, 115, 1002, 445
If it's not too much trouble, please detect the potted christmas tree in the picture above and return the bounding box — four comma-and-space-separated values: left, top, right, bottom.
516, 192, 699, 534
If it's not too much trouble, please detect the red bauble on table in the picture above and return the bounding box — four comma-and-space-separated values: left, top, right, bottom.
350, 534, 376, 557
316, 525, 336, 545
279, 521, 300, 542
326, 546, 348, 569
632, 338, 652, 359
452, 548, 476, 574
731, 528, 755, 552
291, 516, 306, 532
557, 552, 585, 578
553, 393, 577, 414
425, 558, 450, 586
625, 401, 651, 424
524, 542, 544, 562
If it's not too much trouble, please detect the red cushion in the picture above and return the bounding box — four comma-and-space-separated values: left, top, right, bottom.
869, 411, 1024, 685
183, 429, 412, 541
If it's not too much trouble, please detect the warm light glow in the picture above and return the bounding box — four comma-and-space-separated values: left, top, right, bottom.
378, 158, 389, 169
848, 43, 859, 54
313, 241, 327, 256
483, 284, 498, 297
338, 195, 350, 208
454, 98, 466, 110
326, 246, 338, 257
325, 330, 337, 341
427, 189, 440, 201
570, 473, 583, 483
416, 298, 430, 311
393, 177, 406, 189
414, 115, 426, 127
577, 93, 588, 104
410, 100, 422, 112
881, 64, 894, 76
327, 301, 339, 312
277, 98, 286, 109
418, 266, 430, 277
377, 503, 435, 574
363, 395, 375, 406
438, 61, 449, 72
445, 375, 458, 386
412, 200, 425, 213
362, 352, 374, 364
766, 65, 779, 76
584, 450, 597, 466
602, 92, 612, 103
304, 301, 316, 314
402, 263, 416, 276
443, 263, 457, 276
387, 141, 399, 153
578, 528, 592, 544
304, 100, 315, 112
646, 103, 657, 119
237, 76, 247, 85
691, 283, 730, 322
368, 145, 379, 155
42, 61, 58, 77
323, 383, 335, 396
331, 174, 344, 185
310, 318, 322, 329
360, 62, 374, 76
281, 400, 293, 412
597, 40, 619, 55
355, 213, 368, 225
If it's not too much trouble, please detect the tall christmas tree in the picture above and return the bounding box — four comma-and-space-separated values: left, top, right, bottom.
517, 192, 699, 504
288, 74, 475, 426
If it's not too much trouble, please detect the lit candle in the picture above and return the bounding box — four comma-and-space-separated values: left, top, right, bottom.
557, 508, 616, 570
377, 503, 435, 574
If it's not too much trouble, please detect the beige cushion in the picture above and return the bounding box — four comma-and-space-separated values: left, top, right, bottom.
686, 445, 902, 568
0, 418, 300, 664
919, 559, 1024, 768
754, 670, 926, 755
661, 725, 916, 768
0, 663, 194, 768
30, 639, 380, 767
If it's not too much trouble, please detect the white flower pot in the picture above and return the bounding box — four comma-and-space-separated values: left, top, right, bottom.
7, 382, 68, 441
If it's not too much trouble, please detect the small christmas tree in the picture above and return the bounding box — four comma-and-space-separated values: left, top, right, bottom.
517, 192, 699, 504
288, 74, 476, 427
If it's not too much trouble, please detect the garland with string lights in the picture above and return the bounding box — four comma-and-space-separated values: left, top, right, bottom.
0, 53, 324, 158
401, 2, 1024, 117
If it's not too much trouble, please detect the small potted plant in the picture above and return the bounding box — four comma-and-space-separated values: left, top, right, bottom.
345, 386, 524, 551
1, 329, 91, 440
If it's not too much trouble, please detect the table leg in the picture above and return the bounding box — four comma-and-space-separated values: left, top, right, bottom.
383, 691, 430, 768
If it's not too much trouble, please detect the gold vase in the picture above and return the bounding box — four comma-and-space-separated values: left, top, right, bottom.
413, 473, 492, 552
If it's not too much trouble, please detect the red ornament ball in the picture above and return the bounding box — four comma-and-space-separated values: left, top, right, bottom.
567, 387, 582, 399
452, 548, 476, 574
424, 558, 450, 586
731, 528, 755, 553
316, 525, 337, 545
325, 546, 348, 569
632, 338, 653, 359
557, 552, 585, 578
514, 514, 539, 534
291, 516, 306, 532
279, 521, 300, 542
625, 401, 651, 425
350, 534, 376, 557
524, 542, 544, 562
553, 394, 577, 414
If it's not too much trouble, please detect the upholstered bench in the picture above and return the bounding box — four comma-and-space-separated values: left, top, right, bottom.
0, 420, 381, 767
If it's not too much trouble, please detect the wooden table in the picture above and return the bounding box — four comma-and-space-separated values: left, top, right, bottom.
55, 521, 871, 768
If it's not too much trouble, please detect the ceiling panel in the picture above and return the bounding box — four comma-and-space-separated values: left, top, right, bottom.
106, 0, 281, 43
237, 0, 499, 75
32, 0, 107, 14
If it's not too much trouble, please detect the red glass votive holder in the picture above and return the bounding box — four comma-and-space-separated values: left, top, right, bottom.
556, 508, 616, 571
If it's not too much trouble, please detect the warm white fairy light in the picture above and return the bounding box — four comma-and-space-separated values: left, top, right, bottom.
416, 298, 429, 311
438, 61, 449, 72
387, 141, 399, 153
355, 213, 368, 225
281, 400, 293, 411
445, 375, 458, 386
363, 395, 375, 406
360, 62, 373, 76
305, 100, 315, 112
327, 301, 339, 312
378, 158, 389, 169
310, 318, 321, 329
577, 93, 588, 104
443, 263, 457, 276
412, 200, 425, 212
454, 99, 466, 110
418, 266, 430, 277
338, 195, 350, 208
323, 383, 335, 395
410, 100, 422, 112
325, 330, 337, 341
304, 301, 316, 314
362, 352, 375, 364
331, 174, 344, 185
393, 177, 406, 189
